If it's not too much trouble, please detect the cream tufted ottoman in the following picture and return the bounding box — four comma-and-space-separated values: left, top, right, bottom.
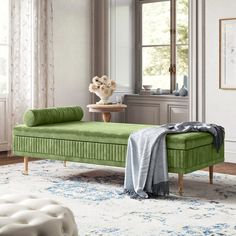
0, 194, 78, 236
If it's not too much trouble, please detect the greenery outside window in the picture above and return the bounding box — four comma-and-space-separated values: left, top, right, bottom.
136, 0, 189, 93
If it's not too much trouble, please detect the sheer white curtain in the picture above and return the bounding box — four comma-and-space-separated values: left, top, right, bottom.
11, 0, 54, 126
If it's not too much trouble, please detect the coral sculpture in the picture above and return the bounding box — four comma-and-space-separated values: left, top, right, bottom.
89, 75, 116, 104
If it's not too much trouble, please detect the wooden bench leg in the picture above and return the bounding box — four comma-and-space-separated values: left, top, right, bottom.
178, 173, 184, 195
63, 161, 67, 167
23, 157, 29, 175
209, 165, 213, 184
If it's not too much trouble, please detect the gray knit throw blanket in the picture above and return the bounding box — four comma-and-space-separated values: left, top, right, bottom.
124, 122, 224, 199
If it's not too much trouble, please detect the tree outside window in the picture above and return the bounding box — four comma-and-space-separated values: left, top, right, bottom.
138, 0, 189, 92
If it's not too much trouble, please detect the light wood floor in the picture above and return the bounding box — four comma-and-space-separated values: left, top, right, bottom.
1, 151, 236, 175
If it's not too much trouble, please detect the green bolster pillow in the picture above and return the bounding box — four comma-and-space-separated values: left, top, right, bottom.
24, 106, 84, 127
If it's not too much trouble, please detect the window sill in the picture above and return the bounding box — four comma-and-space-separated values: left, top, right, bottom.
125, 94, 189, 100
127, 94, 188, 98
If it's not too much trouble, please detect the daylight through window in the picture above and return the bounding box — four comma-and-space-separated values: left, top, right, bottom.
138, 0, 189, 92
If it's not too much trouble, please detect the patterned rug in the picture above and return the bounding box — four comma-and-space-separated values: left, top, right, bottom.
0, 160, 236, 236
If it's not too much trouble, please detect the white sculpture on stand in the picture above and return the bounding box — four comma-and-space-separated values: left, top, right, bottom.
89, 75, 116, 104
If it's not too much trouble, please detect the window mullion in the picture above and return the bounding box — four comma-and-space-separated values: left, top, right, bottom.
136, 0, 143, 93
170, 0, 176, 93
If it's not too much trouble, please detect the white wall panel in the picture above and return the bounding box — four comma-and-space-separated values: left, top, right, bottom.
109, 0, 135, 93
205, 0, 236, 163
125, 95, 189, 125
0, 97, 9, 151
168, 105, 189, 123
53, 0, 91, 120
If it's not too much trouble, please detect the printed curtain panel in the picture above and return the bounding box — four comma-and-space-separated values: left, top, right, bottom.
10, 0, 54, 126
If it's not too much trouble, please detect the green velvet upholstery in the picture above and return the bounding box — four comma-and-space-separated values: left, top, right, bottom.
24, 106, 84, 127
14, 122, 151, 145
14, 122, 214, 149
167, 144, 224, 173
13, 121, 224, 174
166, 132, 214, 150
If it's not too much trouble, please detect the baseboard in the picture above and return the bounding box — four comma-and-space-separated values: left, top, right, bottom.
225, 151, 236, 163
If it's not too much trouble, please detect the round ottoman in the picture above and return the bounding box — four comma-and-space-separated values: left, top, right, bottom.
0, 194, 78, 236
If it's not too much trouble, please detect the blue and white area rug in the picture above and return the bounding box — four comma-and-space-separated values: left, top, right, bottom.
0, 160, 236, 236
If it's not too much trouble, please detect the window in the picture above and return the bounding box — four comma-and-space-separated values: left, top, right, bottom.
136, 0, 189, 93
0, 0, 9, 94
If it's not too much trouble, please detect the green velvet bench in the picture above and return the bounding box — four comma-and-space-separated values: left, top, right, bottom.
13, 106, 224, 194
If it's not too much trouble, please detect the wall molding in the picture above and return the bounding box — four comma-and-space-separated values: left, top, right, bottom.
167, 104, 189, 123
225, 139, 236, 143
189, 0, 206, 122
125, 95, 189, 125
0, 97, 10, 151
225, 137, 236, 163
125, 103, 161, 125
225, 151, 236, 163
125, 94, 189, 103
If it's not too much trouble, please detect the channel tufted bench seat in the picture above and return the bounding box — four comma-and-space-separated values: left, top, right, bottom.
13, 106, 224, 194
0, 194, 78, 236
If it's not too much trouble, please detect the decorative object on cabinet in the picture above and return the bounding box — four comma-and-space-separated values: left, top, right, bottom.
179, 85, 188, 96
140, 85, 154, 95
139, 89, 154, 95
143, 85, 152, 90
183, 75, 188, 88
89, 75, 116, 104
173, 83, 180, 96
156, 88, 163, 95
219, 18, 236, 89
115, 95, 122, 104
